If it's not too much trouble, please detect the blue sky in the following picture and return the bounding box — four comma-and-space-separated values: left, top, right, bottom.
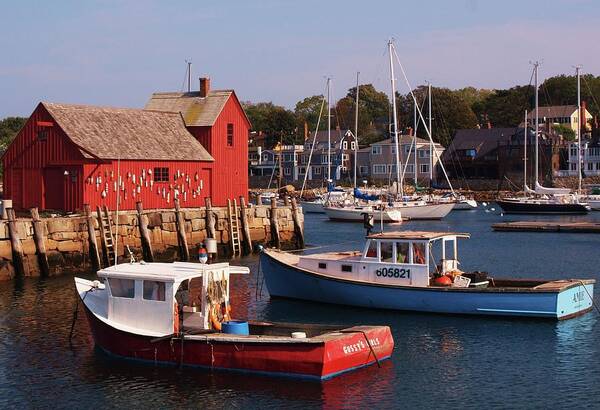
1, 0, 599, 117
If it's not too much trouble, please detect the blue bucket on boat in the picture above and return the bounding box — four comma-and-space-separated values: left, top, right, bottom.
221, 320, 249, 336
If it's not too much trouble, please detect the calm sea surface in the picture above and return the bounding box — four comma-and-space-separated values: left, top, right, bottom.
1, 206, 600, 409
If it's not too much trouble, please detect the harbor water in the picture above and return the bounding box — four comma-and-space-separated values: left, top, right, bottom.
1, 206, 600, 409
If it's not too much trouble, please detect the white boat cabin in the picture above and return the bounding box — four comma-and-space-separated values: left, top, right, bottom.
297, 231, 470, 288
96, 262, 248, 336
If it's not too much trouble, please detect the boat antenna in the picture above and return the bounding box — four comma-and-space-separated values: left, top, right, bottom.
388, 39, 402, 197
354, 71, 360, 189
428, 82, 433, 184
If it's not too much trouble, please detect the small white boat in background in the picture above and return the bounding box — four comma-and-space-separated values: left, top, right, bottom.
453, 199, 478, 210
324, 205, 403, 223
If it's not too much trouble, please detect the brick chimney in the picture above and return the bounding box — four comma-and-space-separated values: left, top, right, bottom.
199, 77, 211, 97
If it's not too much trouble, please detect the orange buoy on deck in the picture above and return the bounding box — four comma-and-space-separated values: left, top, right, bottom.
433, 275, 452, 286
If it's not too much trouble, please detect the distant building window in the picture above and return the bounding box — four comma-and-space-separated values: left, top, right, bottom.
588, 163, 594, 171
359, 166, 369, 175
153, 167, 169, 182
314, 167, 322, 175
284, 167, 291, 176
143, 281, 165, 301
570, 163, 576, 171
227, 123, 234, 146
596, 162, 600, 170
37, 129, 48, 141
343, 141, 348, 150
109, 278, 135, 298
405, 164, 414, 174
372, 146, 382, 155
387, 164, 397, 174
418, 149, 428, 158
420, 164, 429, 174
351, 142, 356, 150
465, 149, 476, 157
373, 164, 387, 174
299, 167, 306, 174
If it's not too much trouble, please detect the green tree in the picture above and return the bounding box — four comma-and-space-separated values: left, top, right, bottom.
336, 84, 390, 146
553, 124, 576, 141
476, 85, 533, 128
294, 95, 326, 137
0, 117, 27, 154
242, 102, 297, 147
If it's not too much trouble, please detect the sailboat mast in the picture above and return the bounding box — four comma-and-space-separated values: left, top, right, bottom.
354, 72, 359, 189
327, 77, 331, 183
524, 110, 527, 191
576, 65, 582, 194
413, 100, 418, 187
428, 82, 433, 182
534, 62, 539, 186
388, 40, 402, 196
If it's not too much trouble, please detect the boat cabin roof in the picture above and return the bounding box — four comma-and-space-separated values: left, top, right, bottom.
366, 231, 470, 241
97, 261, 231, 282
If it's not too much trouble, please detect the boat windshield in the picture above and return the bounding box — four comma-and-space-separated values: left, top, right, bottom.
396, 242, 409, 263
381, 242, 393, 262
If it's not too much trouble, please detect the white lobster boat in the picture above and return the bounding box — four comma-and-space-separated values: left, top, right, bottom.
261, 231, 595, 320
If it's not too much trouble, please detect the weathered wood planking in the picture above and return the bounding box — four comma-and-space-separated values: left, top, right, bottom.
492, 221, 600, 233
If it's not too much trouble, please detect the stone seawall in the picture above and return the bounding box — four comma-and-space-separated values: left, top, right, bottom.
0, 205, 303, 281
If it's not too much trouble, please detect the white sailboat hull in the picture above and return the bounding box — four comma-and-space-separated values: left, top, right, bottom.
453, 199, 478, 210
392, 202, 454, 220
299, 201, 325, 213
324, 206, 403, 223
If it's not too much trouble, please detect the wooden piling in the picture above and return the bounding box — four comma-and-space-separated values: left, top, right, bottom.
6, 208, 25, 278
239, 196, 253, 255
290, 197, 305, 249
270, 200, 280, 249
136, 201, 154, 262
283, 195, 290, 206
30, 207, 50, 277
205, 197, 216, 240
84, 204, 101, 271
256, 193, 263, 206
174, 198, 189, 261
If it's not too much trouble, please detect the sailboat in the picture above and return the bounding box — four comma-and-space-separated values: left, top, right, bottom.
300, 78, 350, 213
384, 40, 454, 220
497, 63, 590, 215
323, 73, 404, 223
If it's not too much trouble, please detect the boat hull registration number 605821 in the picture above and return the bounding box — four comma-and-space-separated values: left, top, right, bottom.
375, 267, 410, 279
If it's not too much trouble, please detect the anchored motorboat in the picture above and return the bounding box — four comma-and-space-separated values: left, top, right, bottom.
324, 204, 403, 223
74, 261, 393, 380
260, 231, 595, 320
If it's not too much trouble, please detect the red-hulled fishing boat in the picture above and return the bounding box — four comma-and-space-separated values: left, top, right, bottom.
74, 261, 393, 380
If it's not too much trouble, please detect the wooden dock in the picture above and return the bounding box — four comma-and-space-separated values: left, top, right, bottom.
492, 221, 600, 233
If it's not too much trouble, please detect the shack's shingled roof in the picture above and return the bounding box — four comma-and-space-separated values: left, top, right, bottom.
42, 102, 213, 161
144, 90, 250, 127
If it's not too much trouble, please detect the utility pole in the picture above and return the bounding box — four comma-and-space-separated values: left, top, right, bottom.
524, 110, 528, 191
186, 60, 191, 92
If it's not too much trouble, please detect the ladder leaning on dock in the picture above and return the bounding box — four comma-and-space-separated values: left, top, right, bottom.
97, 205, 116, 266
227, 199, 242, 256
